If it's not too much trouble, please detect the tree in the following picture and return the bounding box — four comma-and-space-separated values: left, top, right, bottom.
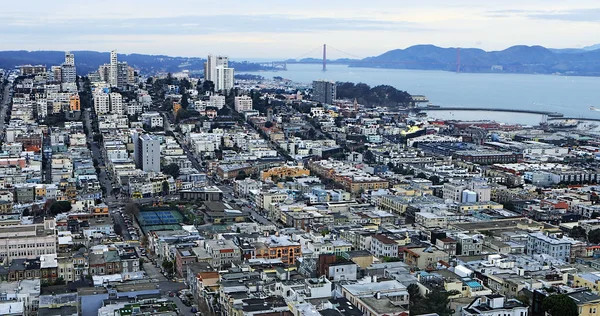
264, 121, 274, 128
49, 201, 72, 215
162, 181, 170, 196
542, 294, 578, 316
411, 288, 458, 316
429, 175, 441, 185
162, 163, 180, 179
416, 172, 427, 179
236, 170, 248, 180
589, 229, 600, 244
124, 203, 140, 217
146, 77, 153, 85
570, 226, 587, 239
181, 93, 189, 109
162, 259, 175, 277
202, 80, 215, 94
307, 128, 316, 139
407, 283, 423, 307
114, 223, 123, 235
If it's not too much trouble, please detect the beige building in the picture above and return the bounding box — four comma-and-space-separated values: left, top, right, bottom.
0, 220, 57, 262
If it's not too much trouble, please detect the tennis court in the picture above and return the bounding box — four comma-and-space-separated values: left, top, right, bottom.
137, 210, 184, 226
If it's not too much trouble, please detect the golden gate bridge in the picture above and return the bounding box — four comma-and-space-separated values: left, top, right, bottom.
259, 44, 465, 72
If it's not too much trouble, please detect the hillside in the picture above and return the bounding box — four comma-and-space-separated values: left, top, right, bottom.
0, 50, 270, 75
351, 44, 600, 76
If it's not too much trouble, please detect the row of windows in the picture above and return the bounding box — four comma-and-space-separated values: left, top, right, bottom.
0, 243, 55, 249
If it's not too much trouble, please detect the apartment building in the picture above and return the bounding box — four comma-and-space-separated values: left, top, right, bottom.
0, 221, 57, 262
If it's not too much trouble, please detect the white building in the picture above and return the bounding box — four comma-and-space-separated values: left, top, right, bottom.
109, 92, 123, 114
0, 221, 57, 261
462, 294, 528, 316
109, 50, 118, 87
209, 95, 226, 109
204, 55, 228, 83
370, 234, 399, 258
216, 67, 234, 92
234, 96, 253, 112
135, 134, 161, 173
94, 93, 110, 114
526, 232, 574, 261
140, 112, 164, 128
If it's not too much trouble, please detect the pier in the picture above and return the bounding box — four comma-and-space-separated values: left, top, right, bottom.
415, 107, 564, 118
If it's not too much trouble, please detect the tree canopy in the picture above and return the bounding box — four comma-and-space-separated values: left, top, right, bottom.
162, 163, 180, 179
336, 82, 412, 107
542, 294, 578, 316
49, 201, 72, 215
409, 287, 458, 316
589, 228, 600, 244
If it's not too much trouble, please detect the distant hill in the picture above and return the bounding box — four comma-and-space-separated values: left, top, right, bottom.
349, 44, 600, 76
0, 50, 270, 75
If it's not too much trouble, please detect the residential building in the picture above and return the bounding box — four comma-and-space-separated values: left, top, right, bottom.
135, 134, 161, 173
234, 96, 253, 112
312, 80, 336, 105
0, 221, 57, 262
370, 234, 399, 258
204, 55, 234, 91
109, 50, 118, 87
526, 232, 573, 261
93, 93, 110, 115
462, 294, 528, 316
109, 92, 123, 114
198, 239, 241, 269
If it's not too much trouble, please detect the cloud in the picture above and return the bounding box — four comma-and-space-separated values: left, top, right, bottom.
486, 8, 600, 22
0, 14, 425, 37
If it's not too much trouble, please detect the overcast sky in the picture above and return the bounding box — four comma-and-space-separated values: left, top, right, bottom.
2, 0, 600, 59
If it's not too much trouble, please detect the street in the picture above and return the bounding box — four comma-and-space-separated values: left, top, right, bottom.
0, 80, 11, 141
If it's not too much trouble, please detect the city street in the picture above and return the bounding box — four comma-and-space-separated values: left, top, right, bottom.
0, 80, 12, 140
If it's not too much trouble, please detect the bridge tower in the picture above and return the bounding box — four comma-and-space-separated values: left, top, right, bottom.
322, 44, 327, 72
456, 47, 461, 73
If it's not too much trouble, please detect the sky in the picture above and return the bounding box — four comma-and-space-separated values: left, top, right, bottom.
2, 0, 600, 59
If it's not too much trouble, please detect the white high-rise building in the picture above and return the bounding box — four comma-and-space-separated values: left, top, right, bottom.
204, 55, 228, 82
135, 134, 161, 173
94, 93, 110, 114
109, 50, 118, 87
204, 55, 234, 91
109, 92, 123, 114
215, 67, 234, 92
64, 52, 75, 66
60, 52, 77, 83
234, 96, 253, 112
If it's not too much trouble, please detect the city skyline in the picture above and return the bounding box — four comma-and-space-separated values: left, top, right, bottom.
2, 0, 600, 59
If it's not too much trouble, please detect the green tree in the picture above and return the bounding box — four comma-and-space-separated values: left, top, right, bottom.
407, 283, 423, 308
589, 229, 600, 244
429, 175, 441, 185
264, 121, 274, 128
416, 172, 427, 179
162, 181, 170, 196
410, 288, 458, 316
202, 80, 215, 94
570, 226, 587, 239
162, 259, 175, 277
49, 201, 72, 215
236, 170, 248, 180
162, 163, 180, 179
542, 294, 578, 316
181, 93, 189, 109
